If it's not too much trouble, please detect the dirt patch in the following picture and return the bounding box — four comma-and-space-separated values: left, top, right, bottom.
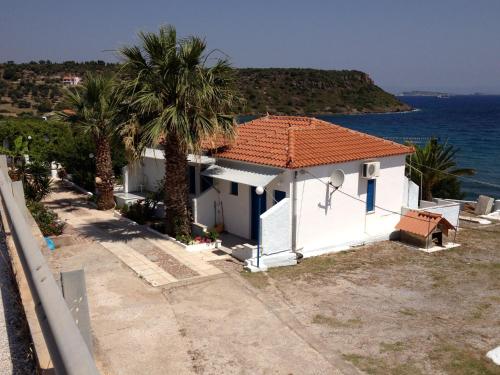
241, 222, 500, 374
312, 314, 363, 329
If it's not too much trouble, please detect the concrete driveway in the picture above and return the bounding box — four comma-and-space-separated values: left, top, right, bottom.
43, 185, 355, 374
47, 238, 352, 374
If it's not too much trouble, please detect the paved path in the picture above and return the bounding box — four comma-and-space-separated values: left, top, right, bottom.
44, 184, 225, 288
42, 184, 352, 374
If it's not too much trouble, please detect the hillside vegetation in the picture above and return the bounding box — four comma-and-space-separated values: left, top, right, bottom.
235, 68, 411, 115
0, 61, 410, 117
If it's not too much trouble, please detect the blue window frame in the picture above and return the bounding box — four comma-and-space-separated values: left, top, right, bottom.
201, 176, 213, 192
366, 179, 376, 212
230, 182, 238, 196
274, 190, 286, 204
188, 166, 196, 195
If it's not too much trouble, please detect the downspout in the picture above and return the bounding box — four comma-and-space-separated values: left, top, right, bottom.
287, 125, 302, 262
292, 170, 303, 261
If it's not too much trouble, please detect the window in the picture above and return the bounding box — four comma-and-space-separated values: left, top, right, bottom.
188, 166, 196, 195
230, 182, 238, 196
366, 179, 376, 212
274, 190, 286, 204
201, 176, 213, 192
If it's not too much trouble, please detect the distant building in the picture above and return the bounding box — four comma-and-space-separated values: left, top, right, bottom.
62, 75, 82, 86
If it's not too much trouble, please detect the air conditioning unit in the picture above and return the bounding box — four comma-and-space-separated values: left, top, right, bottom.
362, 161, 380, 178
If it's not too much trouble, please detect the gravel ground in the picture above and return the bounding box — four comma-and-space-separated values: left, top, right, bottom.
126, 238, 199, 279
0, 223, 36, 375
242, 222, 500, 374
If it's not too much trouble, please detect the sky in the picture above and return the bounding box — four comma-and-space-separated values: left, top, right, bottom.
1, 0, 500, 94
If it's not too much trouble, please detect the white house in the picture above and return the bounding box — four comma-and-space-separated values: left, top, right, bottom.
118, 115, 415, 270
62, 75, 82, 86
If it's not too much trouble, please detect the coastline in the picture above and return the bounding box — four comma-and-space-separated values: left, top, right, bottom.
238, 107, 418, 118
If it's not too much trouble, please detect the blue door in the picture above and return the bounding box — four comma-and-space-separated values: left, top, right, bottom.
188, 166, 196, 195
251, 187, 267, 240
366, 179, 376, 212
274, 190, 286, 204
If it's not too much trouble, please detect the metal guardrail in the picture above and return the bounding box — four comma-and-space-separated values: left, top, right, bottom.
0, 156, 100, 375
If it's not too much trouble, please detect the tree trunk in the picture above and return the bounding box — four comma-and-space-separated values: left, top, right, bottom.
422, 181, 433, 201
163, 133, 191, 237
95, 136, 115, 210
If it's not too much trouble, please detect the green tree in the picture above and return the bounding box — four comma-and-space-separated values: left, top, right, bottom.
407, 138, 475, 200
60, 73, 123, 210
120, 25, 237, 236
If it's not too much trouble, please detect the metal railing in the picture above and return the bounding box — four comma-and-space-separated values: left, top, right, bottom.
0, 156, 100, 375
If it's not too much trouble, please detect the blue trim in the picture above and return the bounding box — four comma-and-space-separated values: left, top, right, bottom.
230, 182, 238, 196
366, 179, 376, 212
188, 166, 196, 195
201, 176, 213, 192
274, 190, 286, 204
251, 188, 267, 240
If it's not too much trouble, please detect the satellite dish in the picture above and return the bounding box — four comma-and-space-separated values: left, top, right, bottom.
330, 169, 345, 188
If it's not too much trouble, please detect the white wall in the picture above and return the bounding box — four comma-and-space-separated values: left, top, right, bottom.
405, 202, 460, 227
403, 178, 419, 209
193, 187, 219, 229
141, 158, 165, 192
261, 198, 291, 255
123, 161, 142, 193
216, 179, 252, 238
193, 173, 290, 240
265, 175, 290, 209
293, 155, 407, 253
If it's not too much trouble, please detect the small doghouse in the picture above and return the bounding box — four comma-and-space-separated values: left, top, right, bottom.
396, 210, 455, 249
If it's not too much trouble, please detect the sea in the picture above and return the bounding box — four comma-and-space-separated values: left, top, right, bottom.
319, 95, 500, 200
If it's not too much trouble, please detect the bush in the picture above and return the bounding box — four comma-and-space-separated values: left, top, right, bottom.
207, 230, 219, 242
21, 161, 53, 202
5, 150, 53, 202
175, 234, 194, 245
27, 201, 64, 236
121, 198, 156, 225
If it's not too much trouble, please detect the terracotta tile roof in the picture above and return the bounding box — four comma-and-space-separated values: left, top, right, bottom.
396, 210, 455, 237
214, 115, 413, 168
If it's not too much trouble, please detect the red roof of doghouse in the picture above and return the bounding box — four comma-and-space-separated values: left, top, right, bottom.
396, 210, 455, 237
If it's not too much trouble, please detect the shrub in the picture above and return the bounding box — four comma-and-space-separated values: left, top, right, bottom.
7, 155, 53, 202
21, 161, 53, 202
121, 198, 156, 225
207, 230, 219, 242
27, 201, 64, 236
175, 234, 194, 245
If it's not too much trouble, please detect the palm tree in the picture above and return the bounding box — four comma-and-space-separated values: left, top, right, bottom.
60, 73, 122, 210
119, 25, 237, 236
407, 138, 475, 200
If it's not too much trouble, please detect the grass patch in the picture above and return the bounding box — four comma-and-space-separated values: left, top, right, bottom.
343, 354, 423, 375
380, 341, 406, 353
312, 314, 362, 329
429, 343, 499, 375
266, 255, 338, 279
430, 269, 449, 288
470, 302, 492, 320
399, 308, 418, 316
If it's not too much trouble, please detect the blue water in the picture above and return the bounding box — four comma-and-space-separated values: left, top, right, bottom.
319, 96, 500, 200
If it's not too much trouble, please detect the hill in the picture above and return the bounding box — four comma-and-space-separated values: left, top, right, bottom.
0, 62, 411, 117
234, 68, 411, 115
